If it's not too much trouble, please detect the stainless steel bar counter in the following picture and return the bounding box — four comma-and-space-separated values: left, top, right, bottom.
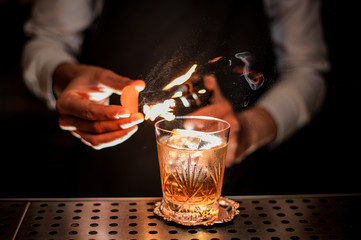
1, 194, 360, 240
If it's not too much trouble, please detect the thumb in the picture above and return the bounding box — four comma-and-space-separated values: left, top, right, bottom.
128, 80, 146, 92
97, 70, 145, 94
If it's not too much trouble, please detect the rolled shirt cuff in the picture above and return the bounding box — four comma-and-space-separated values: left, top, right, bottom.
22, 39, 78, 109
256, 68, 326, 147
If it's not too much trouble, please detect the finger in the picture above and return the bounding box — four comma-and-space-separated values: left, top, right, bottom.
59, 113, 144, 133
203, 74, 223, 101
188, 101, 233, 119
129, 80, 145, 92
56, 92, 130, 120
100, 71, 145, 94
225, 133, 238, 168
203, 74, 218, 91
223, 114, 240, 134
74, 126, 138, 150
95, 70, 133, 93
70, 131, 81, 139
119, 113, 144, 129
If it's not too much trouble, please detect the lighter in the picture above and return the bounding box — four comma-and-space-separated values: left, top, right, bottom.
140, 52, 266, 118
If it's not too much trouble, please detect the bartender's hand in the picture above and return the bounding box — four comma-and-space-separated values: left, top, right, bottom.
189, 75, 277, 168
53, 63, 145, 150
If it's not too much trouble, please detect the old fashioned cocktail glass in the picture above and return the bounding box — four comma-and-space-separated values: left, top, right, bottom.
155, 116, 230, 225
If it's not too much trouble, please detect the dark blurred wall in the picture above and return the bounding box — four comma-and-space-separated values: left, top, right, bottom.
0, 0, 81, 197
247, 1, 360, 195
0, 0, 359, 198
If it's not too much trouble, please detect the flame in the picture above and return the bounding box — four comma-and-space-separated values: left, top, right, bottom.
198, 89, 206, 94
163, 64, 197, 90
143, 99, 176, 121
142, 64, 198, 121
171, 91, 183, 98
208, 56, 223, 63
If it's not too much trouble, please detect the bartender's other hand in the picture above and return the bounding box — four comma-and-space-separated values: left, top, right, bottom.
189, 75, 277, 168
233, 106, 277, 165
54, 63, 145, 150
188, 74, 240, 167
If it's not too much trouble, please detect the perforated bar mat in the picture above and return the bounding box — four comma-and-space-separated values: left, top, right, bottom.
1, 194, 360, 240
0, 201, 29, 239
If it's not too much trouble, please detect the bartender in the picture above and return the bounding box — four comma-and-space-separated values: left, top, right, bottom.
21, 0, 329, 196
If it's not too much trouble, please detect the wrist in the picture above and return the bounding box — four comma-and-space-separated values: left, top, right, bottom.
236, 106, 277, 155
52, 62, 78, 98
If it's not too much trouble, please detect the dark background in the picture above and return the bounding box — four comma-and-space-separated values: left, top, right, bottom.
0, 0, 359, 197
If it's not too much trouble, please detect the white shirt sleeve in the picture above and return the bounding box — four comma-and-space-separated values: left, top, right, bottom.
21, 0, 102, 109
259, 0, 330, 145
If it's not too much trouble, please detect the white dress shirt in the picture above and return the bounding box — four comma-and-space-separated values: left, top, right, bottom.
21, 0, 330, 145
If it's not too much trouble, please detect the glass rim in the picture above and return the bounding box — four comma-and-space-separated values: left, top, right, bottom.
154, 115, 231, 134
